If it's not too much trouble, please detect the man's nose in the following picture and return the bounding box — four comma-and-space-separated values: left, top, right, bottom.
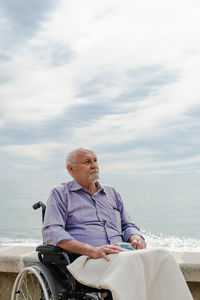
91, 160, 98, 168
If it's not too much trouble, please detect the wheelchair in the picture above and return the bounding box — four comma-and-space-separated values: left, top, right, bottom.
11, 201, 112, 300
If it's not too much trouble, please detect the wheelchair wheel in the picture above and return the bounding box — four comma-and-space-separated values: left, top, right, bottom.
11, 261, 59, 300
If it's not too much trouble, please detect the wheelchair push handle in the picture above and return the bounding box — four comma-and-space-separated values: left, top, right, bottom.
32, 201, 46, 222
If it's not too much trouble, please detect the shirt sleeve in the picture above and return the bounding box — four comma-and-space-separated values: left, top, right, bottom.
42, 188, 74, 246
115, 191, 144, 242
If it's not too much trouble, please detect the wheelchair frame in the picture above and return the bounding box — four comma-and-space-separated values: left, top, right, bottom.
11, 202, 112, 300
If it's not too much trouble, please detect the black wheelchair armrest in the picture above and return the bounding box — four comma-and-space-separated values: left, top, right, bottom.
36, 244, 80, 265
36, 244, 64, 253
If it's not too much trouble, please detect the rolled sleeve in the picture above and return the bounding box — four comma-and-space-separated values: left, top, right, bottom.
42, 188, 74, 246
123, 227, 143, 242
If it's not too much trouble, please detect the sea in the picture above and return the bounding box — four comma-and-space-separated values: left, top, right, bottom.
0, 177, 200, 252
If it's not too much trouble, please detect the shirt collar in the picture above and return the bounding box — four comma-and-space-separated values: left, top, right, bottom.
69, 179, 105, 193
69, 180, 83, 191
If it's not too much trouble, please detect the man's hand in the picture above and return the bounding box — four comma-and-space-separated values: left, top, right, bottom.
58, 240, 124, 262
89, 245, 125, 261
128, 234, 147, 250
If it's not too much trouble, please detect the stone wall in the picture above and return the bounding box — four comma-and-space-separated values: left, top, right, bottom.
0, 272, 17, 300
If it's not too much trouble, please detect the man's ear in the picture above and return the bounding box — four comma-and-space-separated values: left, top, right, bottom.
67, 164, 73, 175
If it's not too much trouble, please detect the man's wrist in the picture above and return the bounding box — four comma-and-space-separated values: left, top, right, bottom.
85, 244, 96, 257
128, 234, 144, 243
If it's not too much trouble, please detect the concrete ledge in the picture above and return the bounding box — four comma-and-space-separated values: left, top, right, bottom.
0, 246, 200, 300
0, 246, 38, 273
172, 251, 200, 282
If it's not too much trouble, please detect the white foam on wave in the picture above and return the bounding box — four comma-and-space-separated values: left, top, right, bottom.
0, 237, 42, 246
1, 233, 200, 252
143, 231, 200, 252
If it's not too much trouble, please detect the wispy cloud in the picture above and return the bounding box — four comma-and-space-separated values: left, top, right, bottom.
0, 0, 56, 52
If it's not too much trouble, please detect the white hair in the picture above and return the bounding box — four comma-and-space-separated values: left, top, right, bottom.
65, 147, 92, 168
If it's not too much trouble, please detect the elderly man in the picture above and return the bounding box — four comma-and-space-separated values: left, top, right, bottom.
43, 147, 146, 260
43, 147, 193, 300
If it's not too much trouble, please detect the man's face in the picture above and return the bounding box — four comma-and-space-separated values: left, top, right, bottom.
69, 150, 99, 185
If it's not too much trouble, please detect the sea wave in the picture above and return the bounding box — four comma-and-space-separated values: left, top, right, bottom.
0, 237, 42, 247
143, 231, 200, 252
0, 233, 200, 252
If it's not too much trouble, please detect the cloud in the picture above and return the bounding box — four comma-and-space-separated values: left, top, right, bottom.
1, 143, 61, 160
0, 0, 56, 36
76, 68, 118, 98
116, 65, 179, 104
0, 0, 56, 56
29, 40, 76, 68
0, 53, 10, 63
0, 74, 11, 86
49, 43, 75, 67
0, 101, 112, 147
101, 149, 200, 175
76, 65, 179, 112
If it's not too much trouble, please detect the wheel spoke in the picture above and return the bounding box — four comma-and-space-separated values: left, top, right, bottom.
16, 272, 38, 300
21, 278, 33, 299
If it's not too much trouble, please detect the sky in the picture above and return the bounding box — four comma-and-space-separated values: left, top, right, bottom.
0, 0, 200, 184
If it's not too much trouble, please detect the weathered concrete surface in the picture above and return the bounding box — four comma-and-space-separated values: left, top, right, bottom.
0, 245, 37, 273
0, 272, 17, 300
0, 246, 200, 300
173, 251, 200, 282
187, 282, 200, 300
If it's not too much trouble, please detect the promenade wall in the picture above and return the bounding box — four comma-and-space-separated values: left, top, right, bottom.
0, 246, 200, 300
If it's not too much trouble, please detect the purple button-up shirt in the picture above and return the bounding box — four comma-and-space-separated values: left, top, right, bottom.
42, 180, 142, 247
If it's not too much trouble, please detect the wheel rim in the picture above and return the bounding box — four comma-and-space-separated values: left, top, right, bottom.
12, 266, 50, 300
